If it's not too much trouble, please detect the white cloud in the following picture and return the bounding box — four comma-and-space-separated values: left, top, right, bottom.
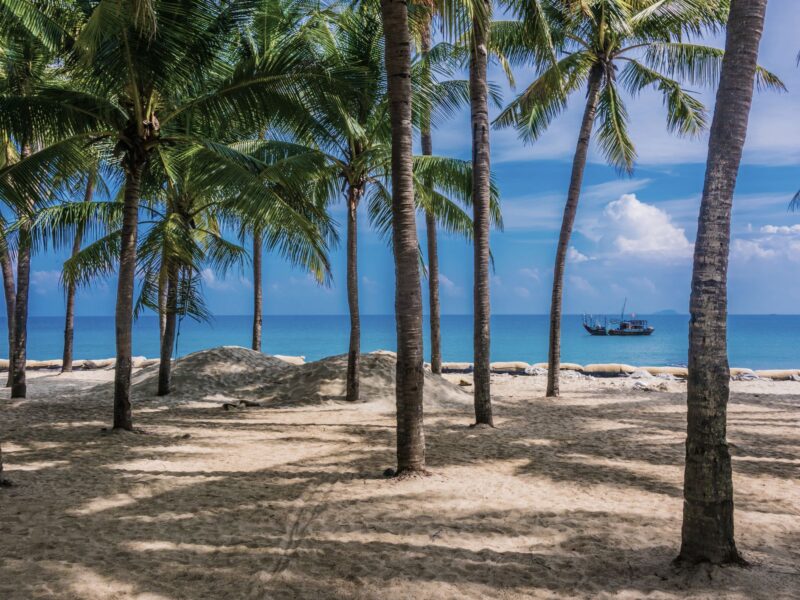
601, 194, 693, 260
569, 275, 596, 295
438, 273, 463, 297
568, 246, 590, 263
732, 239, 777, 261
513, 286, 531, 298
732, 223, 800, 262
30, 270, 61, 294
519, 267, 540, 281
201, 269, 252, 291
760, 224, 800, 235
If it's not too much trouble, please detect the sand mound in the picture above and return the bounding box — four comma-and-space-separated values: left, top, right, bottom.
129, 346, 294, 398
256, 351, 471, 407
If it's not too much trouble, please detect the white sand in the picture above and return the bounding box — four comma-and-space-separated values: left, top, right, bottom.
1, 349, 798, 599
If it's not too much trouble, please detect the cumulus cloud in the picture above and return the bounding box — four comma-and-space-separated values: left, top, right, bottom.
438, 273, 463, 297
513, 286, 531, 298
732, 223, 800, 262
601, 194, 693, 260
201, 268, 252, 291
569, 275, 596, 295
568, 246, 590, 263
519, 267, 540, 281
31, 270, 61, 294
760, 224, 800, 235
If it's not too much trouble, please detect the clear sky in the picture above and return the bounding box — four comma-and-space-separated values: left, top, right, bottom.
23, 0, 800, 317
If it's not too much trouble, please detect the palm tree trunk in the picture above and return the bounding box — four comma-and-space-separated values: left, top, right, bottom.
346, 184, 361, 402
545, 66, 603, 398
1, 249, 15, 387
114, 161, 144, 430
425, 211, 442, 374
470, 4, 493, 425
10, 144, 33, 399
251, 229, 263, 352
381, 0, 426, 475
420, 13, 442, 376
678, 0, 767, 566
11, 227, 31, 399
157, 265, 178, 396
0, 441, 7, 485
158, 263, 167, 344
62, 173, 95, 373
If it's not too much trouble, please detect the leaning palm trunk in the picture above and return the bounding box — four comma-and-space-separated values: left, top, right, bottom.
114, 161, 144, 430
381, 0, 426, 474
251, 229, 263, 352
420, 15, 442, 375
470, 3, 493, 425
345, 185, 361, 403
545, 66, 603, 398
157, 264, 178, 396
1, 249, 15, 387
62, 174, 96, 373
679, 0, 768, 565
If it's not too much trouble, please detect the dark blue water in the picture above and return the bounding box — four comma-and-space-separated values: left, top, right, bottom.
3, 314, 799, 369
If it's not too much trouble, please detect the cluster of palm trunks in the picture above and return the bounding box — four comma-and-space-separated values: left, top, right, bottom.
0, 0, 775, 570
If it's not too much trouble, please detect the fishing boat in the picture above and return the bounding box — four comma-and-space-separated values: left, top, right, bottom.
582, 300, 655, 336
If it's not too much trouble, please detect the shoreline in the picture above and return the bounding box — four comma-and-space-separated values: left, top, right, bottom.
2, 347, 798, 381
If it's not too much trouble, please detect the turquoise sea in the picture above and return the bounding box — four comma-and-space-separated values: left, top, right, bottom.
2, 314, 799, 369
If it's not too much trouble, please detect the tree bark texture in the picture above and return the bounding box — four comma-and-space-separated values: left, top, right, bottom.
114, 161, 144, 430
10, 145, 32, 398
381, 0, 426, 474
62, 173, 95, 373
546, 66, 603, 398
252, 229, 263, 352
470, 3, 493, 425
679, 0, 768, 565
420, 14, 442, 376
1, 249, 15, 387
157, 264, 178, 396
346, 185, 361, 403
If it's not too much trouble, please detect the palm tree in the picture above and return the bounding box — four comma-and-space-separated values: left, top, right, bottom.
679, 0, 770, 566
304, 5, 483, 403
0, 0, 320, 428
469, 0, 494, 426
496, 0, 780, 397
380, 0, 426, 475
61, 168, 102, 372
0, 139, 17, 387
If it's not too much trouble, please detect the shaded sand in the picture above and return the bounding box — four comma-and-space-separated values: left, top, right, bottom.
1, 351, 798, 599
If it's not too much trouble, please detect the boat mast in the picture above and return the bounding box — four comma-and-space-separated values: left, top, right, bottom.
620, 298, 627, 321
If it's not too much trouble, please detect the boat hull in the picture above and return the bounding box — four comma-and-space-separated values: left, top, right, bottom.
583, 324, 607, 336
607, 328, 654, 336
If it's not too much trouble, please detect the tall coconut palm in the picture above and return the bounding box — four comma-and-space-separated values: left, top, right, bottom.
0, 9, 60, 398
679, 0, 770, 566
496, 0, 781, 397
469, 0, 494, 425
0, 139, 17, 387
304, 5, 486, 404
380, 0, 426, 475
0, 0, 320, 428
60, 166, 107, 373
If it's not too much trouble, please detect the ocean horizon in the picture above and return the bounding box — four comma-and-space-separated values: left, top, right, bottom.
4, 313, 799, 369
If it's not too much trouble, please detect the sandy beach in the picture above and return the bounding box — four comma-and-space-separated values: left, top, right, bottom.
1, 348, 798, 599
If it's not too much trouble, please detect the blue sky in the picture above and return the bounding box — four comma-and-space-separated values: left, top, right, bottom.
24, 0, 800, 317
